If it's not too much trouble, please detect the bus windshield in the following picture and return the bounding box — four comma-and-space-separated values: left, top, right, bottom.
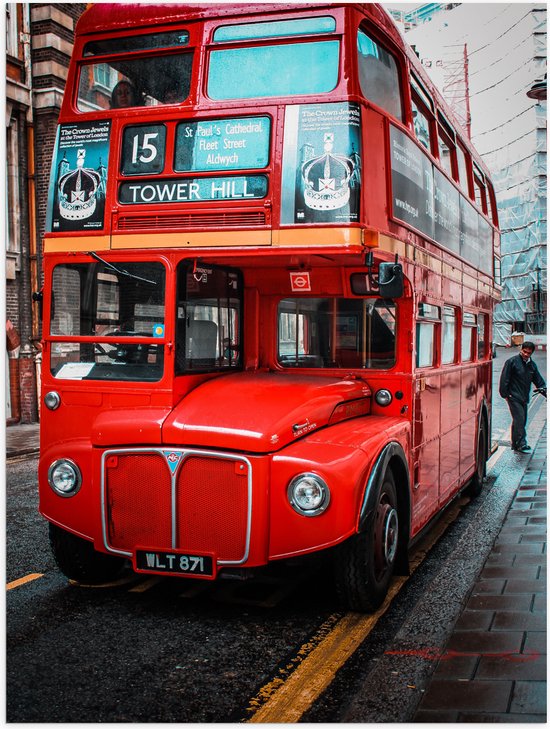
50, 260, 166, 381
278, 297, 396, 369
77, 53, 193, 111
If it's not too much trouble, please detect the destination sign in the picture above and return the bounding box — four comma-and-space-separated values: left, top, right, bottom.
174, 116, 270, 172
118, 175, 268, 204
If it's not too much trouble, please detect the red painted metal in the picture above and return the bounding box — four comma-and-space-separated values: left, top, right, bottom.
38, 3, 499, 588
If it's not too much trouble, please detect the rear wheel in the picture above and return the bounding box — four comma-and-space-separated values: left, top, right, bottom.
334, 472, 399, 612
49, 523, 126, 584
465, 420, 487, 498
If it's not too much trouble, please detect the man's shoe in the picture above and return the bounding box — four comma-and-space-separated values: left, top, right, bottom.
518, 445, 532, 453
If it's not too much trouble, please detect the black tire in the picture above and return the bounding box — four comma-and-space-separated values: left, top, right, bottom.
464, 420, 487, 498
334, 471, 400, 612
49, 523, 126, 584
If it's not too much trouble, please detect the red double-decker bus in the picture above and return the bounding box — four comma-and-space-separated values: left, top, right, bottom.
39, 3, 500, 611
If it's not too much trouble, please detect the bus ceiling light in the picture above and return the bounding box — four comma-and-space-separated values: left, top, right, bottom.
44, 391, 61, 411
288, 473, 330, 516
48, 459, 82, 497
375, 389, 393, 406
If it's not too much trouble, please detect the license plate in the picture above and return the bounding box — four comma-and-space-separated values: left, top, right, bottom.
134, 548, 215, 579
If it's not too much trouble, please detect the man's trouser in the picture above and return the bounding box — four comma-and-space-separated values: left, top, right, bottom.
507, 397, 528, 449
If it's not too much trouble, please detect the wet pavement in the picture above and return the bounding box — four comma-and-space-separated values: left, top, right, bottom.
6, 350, 546, 721
414, 416, 547, 722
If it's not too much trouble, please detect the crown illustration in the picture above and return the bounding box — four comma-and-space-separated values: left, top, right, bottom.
301, 133, 356, 211
58, 149, 102, 221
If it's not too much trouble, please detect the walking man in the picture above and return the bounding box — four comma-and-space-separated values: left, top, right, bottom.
499, 341, 546, 453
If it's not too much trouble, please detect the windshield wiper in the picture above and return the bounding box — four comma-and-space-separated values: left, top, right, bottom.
87, 251, 157, 285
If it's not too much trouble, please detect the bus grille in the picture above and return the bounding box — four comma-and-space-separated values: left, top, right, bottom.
104, 450, 249, 563
115, 211, 267, 230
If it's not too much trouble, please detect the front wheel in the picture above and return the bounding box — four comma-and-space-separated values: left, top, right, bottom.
334, 472, 399, 612
49, 523, 126, 584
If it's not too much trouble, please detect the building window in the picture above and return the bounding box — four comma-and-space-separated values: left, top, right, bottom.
6, 119, 21, 266
6, 4, 19, 59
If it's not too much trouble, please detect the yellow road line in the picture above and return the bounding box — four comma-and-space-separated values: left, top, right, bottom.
128, 576, 164, 593
7, 573, 44, 590
247, 577, 407, 723
245, 497, 474, 722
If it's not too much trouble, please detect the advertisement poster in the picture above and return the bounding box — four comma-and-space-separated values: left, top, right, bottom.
390, 124, 493, 271
281, 102, 361, 225
390, 125, 434, 240
48, 121, 110, 232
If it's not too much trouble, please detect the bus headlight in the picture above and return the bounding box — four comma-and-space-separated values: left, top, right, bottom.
287, 473, 330, 516
48, 459, 82, 497
375, 389, 393, 406
44, 391, 61, 410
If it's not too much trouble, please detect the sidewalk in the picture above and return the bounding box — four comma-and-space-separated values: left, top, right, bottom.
6, 422, 40, 460
414, 422, 547, 722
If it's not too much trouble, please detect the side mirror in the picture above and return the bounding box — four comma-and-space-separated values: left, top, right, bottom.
378, 262, 404, 298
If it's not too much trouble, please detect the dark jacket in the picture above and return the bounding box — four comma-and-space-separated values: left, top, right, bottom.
499, 354, 545, 403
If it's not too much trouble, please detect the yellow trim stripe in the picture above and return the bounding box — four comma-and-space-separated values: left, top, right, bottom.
7, 573, 44, 590
44, 235, 110, 253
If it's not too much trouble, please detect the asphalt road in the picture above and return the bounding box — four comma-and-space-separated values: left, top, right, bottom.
6, 348, 546, 722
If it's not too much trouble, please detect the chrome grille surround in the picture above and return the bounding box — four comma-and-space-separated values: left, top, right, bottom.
100, 447, 253, 567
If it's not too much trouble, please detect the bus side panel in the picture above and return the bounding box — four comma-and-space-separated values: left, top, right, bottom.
460, 365, 478, 476
412, 372, 441, 533
439, 370, 462, 504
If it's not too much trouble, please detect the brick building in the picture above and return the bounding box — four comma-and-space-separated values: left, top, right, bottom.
6, 3, 86, 424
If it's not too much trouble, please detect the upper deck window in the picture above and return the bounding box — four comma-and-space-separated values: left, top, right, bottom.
77, 53, 193, 111
213, 17, 336, 42
207, 40, 339, 100
357, 29, 403, 121
83, 31, 190, 56
410, 76, 433, 152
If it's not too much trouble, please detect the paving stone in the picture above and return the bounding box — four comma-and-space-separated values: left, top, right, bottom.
447, 631, 523, 654
466, 594, 532, 611
474, 579, 506, 594
513, 553, 547, 564
510, 681, 547, 714
476, 654, 547, 681
523, 632, 546, 656
504, 579, 545, 594
455, 610, 494, 630
432, 654, 479, 679
417, 680, 512, 712
481, 565, 540, 580
455, 712, 547, 722
521, 531, 547, 542
491, 611, 547, 631
532, 594, 545, 612
494, 543, 544, 554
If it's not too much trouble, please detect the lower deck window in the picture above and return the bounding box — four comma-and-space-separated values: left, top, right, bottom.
278, 297, 396, 369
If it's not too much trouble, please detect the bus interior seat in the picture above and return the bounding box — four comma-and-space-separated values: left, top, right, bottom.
187, 319, 218, 364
